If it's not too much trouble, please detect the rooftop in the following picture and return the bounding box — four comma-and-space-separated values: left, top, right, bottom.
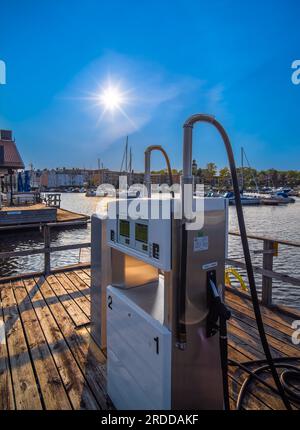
0, 130, 24, 171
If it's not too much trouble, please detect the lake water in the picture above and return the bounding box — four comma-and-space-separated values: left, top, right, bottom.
1, 193, 299, 308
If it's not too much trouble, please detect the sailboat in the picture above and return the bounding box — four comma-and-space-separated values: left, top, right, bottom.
224, 148, 261, 205
118, 137, 139, 198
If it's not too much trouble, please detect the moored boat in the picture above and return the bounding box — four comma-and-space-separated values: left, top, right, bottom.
85, 189, 97, 197
224, 191, 261, 205
261, 191, 295, 205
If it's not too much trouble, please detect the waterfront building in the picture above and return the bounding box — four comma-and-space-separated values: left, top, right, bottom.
0, 130, 24, 201
40, 168, 90, 189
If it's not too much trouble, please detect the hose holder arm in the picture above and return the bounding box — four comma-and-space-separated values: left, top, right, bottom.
144, 145, 173, 197
206, 271, 231, 338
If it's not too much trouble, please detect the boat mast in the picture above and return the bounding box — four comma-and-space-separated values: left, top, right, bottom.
128, 146, 132, 186
242, 148, 260, 193
241, 147, 244, 193
120, 136, 129, 173
125, 136, 128, 172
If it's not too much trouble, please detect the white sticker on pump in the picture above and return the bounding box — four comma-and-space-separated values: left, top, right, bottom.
193, 235, 209, 252
202, 262, 218, 270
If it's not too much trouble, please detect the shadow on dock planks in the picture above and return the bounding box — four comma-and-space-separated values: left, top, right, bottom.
0, 268, 299, 410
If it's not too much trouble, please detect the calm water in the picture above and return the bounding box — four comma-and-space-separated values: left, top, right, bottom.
1, 193, 299, 307
229, 198, 300, 308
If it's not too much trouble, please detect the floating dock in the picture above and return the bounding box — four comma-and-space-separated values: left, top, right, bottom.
0, 204, 89, 230
0, 267, 299, 410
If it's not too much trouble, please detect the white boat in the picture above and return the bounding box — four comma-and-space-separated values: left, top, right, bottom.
275, 187, 297, 196
261, 191, 295, 205
272, 191, 295, 203
224, 192, 261, 206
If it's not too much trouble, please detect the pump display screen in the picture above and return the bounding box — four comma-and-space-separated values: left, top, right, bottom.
135, 223, 148, 243
119, 220, 130, 238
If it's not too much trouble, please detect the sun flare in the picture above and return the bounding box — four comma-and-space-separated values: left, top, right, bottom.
98, 85, 125, 112
85, 78, 136, 128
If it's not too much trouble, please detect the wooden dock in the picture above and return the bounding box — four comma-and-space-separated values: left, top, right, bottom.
0, 268, 299, 410
0, 204, 89, 231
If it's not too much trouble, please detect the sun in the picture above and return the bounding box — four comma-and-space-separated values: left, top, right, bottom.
84, 77, 136, 128
98, 85, 125, 112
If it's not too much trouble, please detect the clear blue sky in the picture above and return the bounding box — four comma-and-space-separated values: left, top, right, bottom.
0, 0, 299, 171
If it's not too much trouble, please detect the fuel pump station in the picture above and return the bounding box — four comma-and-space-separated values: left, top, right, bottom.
91, 114, 296, 410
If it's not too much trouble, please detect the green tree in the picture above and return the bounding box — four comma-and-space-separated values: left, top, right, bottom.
204, 163, 217, 186
219, 167, 231, 189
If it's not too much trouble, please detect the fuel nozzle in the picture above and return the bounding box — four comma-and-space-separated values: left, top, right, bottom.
206, 271, 231, 411
206, 271, 231, 338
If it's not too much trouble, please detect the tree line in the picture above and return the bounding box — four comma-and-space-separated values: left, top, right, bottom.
152, 163, 300, 189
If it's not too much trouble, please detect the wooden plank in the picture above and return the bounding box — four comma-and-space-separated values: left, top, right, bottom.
73, 269, 91, 287
228, 324, 271, 360
13, 279, 72, 410
1, 204, 48, 212
64, 271, 91, 301
228, 302, 300, 355
68, 326, 109, 410
226, 289, 295, 328
46, 274, 89, 327
1, 285, 42, 410
33, 276, 109, 409
229, 319, 285, 360
81, 268, 91, 278
272, 303, 300, 320
56, 208, 89, 223
24, 277, 99, 410
0, 286, 15, 410
54, 273, 91, 319
226, 295, 294, 342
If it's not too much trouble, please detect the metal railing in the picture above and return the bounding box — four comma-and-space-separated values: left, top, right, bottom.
1, 226, 299, 309
226, 231, 300, 307
42, 193, 61, 208
0, 221, 91, 280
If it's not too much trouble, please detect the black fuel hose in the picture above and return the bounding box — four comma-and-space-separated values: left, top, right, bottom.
176, 224, 188, 349
229, 358, 300, 408
219, 309, 231, 410
180, 114, 292, 410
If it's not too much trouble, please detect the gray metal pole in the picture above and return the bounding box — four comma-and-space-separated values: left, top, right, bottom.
144, 145, 174, 198
144, 150, 151, 197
